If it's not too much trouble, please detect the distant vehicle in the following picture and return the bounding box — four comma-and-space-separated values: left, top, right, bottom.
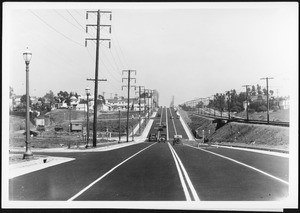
170, 116, 174, 119
158, 125, 164, 131
173, 135, 182, 146
161, 122, 166, 128
158, 133, 166, 143
148, 133, 157, 142
176, 115, 180, 119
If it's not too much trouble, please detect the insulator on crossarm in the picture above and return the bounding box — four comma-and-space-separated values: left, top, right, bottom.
109, 41, 111, 49
86, 26, 88, 33
86, 13, 88, 20
85, 40, 87, 47
109, 27, 111, 34
110, 14, 112, 21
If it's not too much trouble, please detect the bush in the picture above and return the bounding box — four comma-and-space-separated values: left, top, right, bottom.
248, 108, 255, 113
257, 105, 267, 112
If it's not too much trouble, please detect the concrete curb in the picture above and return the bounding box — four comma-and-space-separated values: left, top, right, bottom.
211, 143, 289, 154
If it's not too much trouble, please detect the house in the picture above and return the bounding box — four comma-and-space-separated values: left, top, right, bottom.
106, 97, 146, 111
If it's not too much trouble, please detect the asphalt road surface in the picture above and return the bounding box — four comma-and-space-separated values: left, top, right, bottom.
9, 107, 289, 201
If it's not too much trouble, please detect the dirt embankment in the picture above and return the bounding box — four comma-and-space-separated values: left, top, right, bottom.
185, 112, 289, 152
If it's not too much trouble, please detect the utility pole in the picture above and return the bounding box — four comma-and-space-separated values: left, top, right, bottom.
260, 77, 274, 123
242, 85, 251, 121
136, 86, 144, 135
145, 89, 151, 120
85, 10, 112, 147
226, 91, 231, 119
87, 78, 107, 147
122, 70, 136, 142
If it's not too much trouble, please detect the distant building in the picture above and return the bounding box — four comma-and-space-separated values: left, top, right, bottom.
279, 97, 290, 109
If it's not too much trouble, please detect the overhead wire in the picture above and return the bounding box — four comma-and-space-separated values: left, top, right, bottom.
66, 9, 86, 31
53, 10, 83, 31
30, 10, 84, 47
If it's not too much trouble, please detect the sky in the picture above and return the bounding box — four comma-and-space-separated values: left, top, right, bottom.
3, 2, 298, 107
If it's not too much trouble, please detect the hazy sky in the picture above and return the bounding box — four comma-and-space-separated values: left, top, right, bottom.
3, 2, 298, 107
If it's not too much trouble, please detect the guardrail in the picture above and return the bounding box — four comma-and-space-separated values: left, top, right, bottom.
191, 113, 289, 127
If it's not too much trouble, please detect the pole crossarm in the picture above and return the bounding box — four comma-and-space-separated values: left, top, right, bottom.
87, 78, 107, 81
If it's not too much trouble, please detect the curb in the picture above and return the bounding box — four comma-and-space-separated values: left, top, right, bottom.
211, 143, 289, 154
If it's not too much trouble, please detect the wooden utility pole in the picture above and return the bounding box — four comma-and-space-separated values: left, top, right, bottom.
85, 10, 111, 147
87, 78, 107, 146
136, 86, 144, 135
226, 91, 231, 119
242, 85, 251, 121
260, 77, 274, 123
122, 70, 136, 142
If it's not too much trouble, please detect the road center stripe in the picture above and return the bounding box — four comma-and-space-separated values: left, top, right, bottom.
170, 146, 200, 201
68, 143, 157, 201
169, 143, 200, 201
186, 144, 289, 185
167, 143, 191, 201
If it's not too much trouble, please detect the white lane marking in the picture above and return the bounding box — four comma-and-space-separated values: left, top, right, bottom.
169, 108, 178, 135
211, 144, 289, 158
166, 107, 169, 140
169, 144, 200, 201
186, 144, 289, 185
167, 143, 191, 201
68, 143, 157, 201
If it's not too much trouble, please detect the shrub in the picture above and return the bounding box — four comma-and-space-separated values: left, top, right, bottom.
257, 105, 267, 112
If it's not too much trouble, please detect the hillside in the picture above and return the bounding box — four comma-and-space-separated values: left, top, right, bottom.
180, 109, 289, 152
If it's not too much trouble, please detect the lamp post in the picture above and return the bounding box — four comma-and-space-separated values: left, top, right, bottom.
85, 86, 90, 148
23, 47, 33, 159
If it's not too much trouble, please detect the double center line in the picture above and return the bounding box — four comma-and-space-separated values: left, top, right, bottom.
168, 143, 200, 201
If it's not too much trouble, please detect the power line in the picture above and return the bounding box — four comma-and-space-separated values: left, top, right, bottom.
111, 30, 130, 68
66, 9, 86, 31
53, 10, 83, 31
30, 10, 84, 47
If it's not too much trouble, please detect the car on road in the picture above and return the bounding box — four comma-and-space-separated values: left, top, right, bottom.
176, 115, 180, 119
148, 133, 157, 142
161, 122, 166, 128
173, 135, 182, 145
158, 133, 166, 143
170, 115, 174, 119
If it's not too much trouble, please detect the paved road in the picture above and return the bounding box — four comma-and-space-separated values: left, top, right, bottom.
9, 107, 289, 201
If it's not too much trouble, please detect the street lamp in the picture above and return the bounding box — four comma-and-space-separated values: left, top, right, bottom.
23, 47, 33, 159
85, 86, 90, 148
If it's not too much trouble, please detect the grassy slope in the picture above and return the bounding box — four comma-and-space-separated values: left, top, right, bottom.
182, 110, 289, 151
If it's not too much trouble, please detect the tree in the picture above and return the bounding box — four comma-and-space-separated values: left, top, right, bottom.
44, 90, 55, 107
257, 84, 262, 95
20, 94, 32, 107
196, 101, 204, 108
9, 86, 14, 98
251, 85, 256, 96
57, 91, 70, 105
214, 93, 226, 116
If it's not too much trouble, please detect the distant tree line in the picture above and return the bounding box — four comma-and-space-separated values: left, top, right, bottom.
180, 84, 285, 114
